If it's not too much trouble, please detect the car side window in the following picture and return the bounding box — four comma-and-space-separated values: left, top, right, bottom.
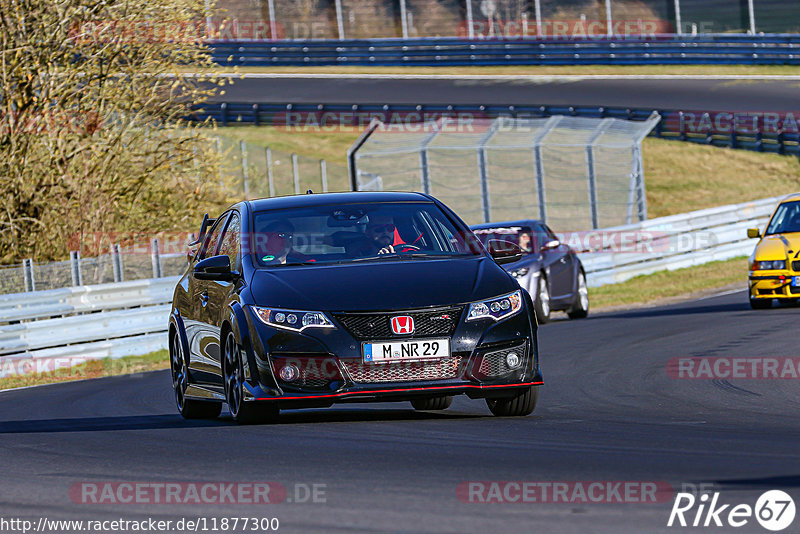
218, 213, 241, 269
198, 213, 228, 260
531, 224, 552, 251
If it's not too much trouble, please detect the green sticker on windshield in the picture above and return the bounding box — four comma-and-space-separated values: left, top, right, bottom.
262, 255, 275, 262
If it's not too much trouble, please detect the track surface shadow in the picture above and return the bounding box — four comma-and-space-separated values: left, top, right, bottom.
0, 409, 486, 434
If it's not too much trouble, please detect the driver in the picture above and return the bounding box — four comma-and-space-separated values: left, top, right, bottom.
518, 231, 533, 253
365, 215, 398, 255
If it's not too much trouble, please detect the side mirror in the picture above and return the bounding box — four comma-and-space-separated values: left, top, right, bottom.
540, 239, 561, 251
194, 255, 234, 281
747, 228, 761, 239
487, 239, 523, 265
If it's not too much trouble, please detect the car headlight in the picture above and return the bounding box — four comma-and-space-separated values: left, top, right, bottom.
511, 267, 529, 278
251, 306, 335, 332
467, 290, 523, 322
752, 260, 787, 270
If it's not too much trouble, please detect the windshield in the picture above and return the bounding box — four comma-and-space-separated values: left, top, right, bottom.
249, 201, 483, 267
765, 200, 800, 235
472, 225, 551, 254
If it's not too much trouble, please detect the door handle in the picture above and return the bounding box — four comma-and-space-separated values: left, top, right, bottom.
199, 290, 209, 307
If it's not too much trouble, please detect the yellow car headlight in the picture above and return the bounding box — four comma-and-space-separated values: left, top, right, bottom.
752, 260, 787, 270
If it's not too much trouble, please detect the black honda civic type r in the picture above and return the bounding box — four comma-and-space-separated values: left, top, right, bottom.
169, 191, 543, 423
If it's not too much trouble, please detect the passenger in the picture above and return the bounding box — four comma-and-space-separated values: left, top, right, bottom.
258, 220, 313, 264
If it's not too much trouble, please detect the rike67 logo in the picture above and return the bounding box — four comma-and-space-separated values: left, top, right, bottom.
668, 490, 796, 531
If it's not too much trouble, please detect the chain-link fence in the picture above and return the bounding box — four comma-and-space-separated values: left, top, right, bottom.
350, 114, 660, 230
215, 137, 350, 198
206, 0, 799, 40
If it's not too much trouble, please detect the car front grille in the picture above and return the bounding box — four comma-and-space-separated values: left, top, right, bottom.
793, 260, 800, 272
341, 356, 465, 383
334, 306, 463, 340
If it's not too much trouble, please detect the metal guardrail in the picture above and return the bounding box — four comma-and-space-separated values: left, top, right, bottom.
0, 277, 178, 378
194, 103, 800, 157
577, 196, 778, 287
209, 35, 800, 67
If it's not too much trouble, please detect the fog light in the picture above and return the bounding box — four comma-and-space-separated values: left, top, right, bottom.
505, 352, 521, 369
279, 364, 299, 382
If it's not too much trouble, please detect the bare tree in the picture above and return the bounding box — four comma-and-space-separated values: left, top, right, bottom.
0, 0, 230, 261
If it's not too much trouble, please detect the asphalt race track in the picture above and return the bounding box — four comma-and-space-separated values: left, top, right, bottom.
211, 75, 800, 112
2, 289, 799, 533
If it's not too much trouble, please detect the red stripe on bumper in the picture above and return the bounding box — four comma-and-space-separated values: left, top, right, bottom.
255, 381, 543, 401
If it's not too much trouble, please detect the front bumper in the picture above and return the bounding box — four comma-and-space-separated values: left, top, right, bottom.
748, 271, 800, 300
240, 303, 542, 407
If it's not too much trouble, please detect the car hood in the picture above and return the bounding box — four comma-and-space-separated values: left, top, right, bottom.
249, 256, 517, 312
754, 233, 800, 260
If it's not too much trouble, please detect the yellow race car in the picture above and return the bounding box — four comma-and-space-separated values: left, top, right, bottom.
747, 193, 800, 309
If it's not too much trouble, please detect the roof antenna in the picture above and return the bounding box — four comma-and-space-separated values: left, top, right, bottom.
306, 189, 314, 194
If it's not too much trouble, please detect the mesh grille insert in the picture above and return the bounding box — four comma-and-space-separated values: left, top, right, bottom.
334, 306, 463, 340
341, 356, 464, 383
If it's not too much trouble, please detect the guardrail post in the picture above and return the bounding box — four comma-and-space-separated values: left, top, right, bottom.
220, 103, 228, 127
585, 118, 614, 229
320, 159, 328, 192
151, 239, 162, 279
112, 244, 123, 282
240, 140, 250, 198
70, 250, 83, 287
418, 125, 439, 195
465, 0, 475, 39
252, 104, 260, 126
266, 147, 275, 197
292, 153, 300, 195
399, 0, 409, 38
267, 0, 277, 39
23, 258, 35, 292
534, 0, 542, 36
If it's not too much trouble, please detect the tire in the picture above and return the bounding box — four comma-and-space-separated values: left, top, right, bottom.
533, 274, 551, 324
749, 297, 772, 309
486, 387, 539, 417
411, 396, 453, 411
171, 330, 222, 420
223, 331, 279, 424
567, 270, 590, 320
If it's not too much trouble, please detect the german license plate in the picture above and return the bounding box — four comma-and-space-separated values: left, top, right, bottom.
793, 276, 800, 287
363, 338, 450, 363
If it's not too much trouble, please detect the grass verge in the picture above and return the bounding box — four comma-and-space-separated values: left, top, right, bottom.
0, 350, 169, 391
589, 256, 747, 310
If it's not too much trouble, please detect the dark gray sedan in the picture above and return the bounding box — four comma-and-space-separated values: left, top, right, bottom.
471, 220, 588, 323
